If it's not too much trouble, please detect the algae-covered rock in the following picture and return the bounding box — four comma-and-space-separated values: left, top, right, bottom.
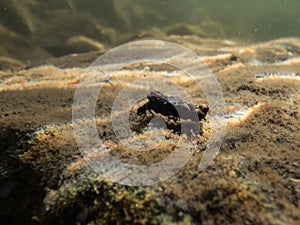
34, 10, 117, 57
0, 37, 299, 225
165, 21, 225, 39
66, 35, 105, 53
0, 24, 52, 69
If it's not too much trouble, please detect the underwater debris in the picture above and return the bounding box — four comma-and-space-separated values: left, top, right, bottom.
133, 90, 209, 135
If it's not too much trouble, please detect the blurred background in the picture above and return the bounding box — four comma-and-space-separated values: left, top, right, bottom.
1, 0, 300, 67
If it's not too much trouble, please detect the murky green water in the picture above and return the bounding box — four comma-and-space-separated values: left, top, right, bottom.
1, 0, 300, 65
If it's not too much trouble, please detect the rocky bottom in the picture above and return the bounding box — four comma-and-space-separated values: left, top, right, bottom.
0, 35, 299, 225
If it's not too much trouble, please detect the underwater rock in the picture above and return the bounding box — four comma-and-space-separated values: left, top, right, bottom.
66, 35, 105, 53
0, 36, 299, 225
166, 23, 209, 37
0, 24, 52, 69
0, 0, 36, 35
34, 9, 117, 57
165, 20, 225, 39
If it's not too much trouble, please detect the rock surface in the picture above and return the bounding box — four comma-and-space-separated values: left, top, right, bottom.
0, 36, 299, 225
